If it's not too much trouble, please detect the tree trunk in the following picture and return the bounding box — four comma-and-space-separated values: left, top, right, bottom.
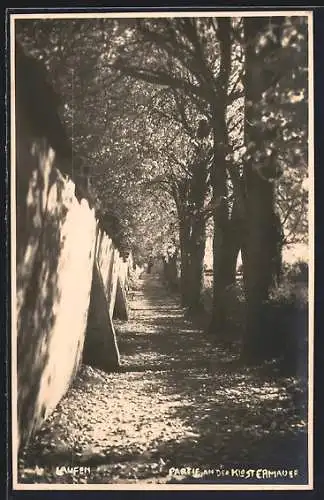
186, 214, 206, 314
186, 153, 209, 314
242, 17, 285, 363
209, 151, 229, 335
163, 253, 179, 291
168, 252, 179, 291
179, 215, 191, 306
271, 212, 284, 288
223, 199, 244, 287
242, 171, 279, 361
208, 18, 232, 336
179, 214, 206, 312
177, 152, 208, 313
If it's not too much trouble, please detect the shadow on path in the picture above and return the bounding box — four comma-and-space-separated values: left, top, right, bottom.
18, 272, 308, 485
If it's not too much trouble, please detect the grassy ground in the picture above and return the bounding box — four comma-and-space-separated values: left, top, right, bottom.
18, 272, 308, 485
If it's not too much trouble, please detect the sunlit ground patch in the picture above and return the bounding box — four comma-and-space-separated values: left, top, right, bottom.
18, 275, 307, 484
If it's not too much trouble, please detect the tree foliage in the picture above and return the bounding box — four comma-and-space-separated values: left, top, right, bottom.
16, 14, 309, 345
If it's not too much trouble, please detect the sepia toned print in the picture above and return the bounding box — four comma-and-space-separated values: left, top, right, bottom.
10, 10, 313, 490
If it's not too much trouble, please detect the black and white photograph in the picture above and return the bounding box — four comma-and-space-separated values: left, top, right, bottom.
10, 9, 313, 490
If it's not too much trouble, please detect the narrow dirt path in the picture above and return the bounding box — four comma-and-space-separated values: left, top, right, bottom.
19, 273, 307, 485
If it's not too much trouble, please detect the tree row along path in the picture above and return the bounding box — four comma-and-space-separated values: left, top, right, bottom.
19, 272, 307, 485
